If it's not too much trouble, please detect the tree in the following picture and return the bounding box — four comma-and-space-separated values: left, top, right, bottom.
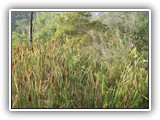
11, 11, 29, 31
54, 12, 108, 46
33, 12, 58, 42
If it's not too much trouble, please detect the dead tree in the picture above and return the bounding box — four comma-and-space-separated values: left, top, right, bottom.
29, 11, 33, 43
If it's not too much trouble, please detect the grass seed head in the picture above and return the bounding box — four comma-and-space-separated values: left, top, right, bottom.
28, 94, 31, 102
15, 94, 19, 102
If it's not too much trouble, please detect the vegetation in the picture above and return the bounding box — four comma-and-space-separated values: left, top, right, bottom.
11, 11, 149, 108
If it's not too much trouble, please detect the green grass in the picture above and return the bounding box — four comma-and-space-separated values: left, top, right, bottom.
11, 38, 149, 109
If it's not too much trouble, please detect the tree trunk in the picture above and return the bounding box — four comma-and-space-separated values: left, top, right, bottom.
29, 12, 33, 43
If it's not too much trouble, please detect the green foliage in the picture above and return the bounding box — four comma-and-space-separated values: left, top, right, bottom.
132, 12, 149, 60
11, 11, 29, 31
33, 12, 58, 42
11, 11, 149, 109
54, 12, 91, 39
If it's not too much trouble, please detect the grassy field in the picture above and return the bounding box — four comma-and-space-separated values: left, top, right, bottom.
11, 37, 149, 109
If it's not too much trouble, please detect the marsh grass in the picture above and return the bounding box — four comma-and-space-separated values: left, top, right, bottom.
11, 38, 149, 109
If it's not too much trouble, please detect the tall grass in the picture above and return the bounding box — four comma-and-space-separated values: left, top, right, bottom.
12, 37, 148, 108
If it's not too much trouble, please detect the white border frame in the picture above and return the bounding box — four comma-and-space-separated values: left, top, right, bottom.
9, 9, 151, 111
